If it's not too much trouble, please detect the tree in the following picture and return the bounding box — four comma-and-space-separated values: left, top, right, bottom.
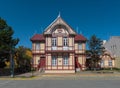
87, 35, 104, 70
15, 46, 32, 73
0, 17, 19, 68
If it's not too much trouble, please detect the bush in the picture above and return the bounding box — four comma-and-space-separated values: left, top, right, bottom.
0, 61, 6, 68
112, 67, 120, 71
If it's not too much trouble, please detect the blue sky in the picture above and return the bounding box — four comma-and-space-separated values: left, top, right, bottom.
0, 0, 120, 48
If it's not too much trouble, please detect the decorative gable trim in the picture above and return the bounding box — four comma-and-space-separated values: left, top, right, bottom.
44, 16, 76, 35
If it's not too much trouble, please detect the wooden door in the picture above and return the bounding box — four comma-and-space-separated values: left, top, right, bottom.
40, 57, 45, 68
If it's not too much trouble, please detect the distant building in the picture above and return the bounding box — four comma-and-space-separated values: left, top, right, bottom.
30, 15, 87, 73
100, 51, 115, 68
102, 36, 120, 68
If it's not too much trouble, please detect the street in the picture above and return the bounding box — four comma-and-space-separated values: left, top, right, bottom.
0, 79, 120, 88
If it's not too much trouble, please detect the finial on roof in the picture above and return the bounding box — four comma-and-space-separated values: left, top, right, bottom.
80, 31, 82, 34
76, 26, 82, 34
58, 11, 61, 17
76, 26, 78, 33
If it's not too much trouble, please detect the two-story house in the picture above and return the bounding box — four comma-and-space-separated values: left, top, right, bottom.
30, 15, 87, 73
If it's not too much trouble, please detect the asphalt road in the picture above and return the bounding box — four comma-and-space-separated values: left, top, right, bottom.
0, 79, 120, 88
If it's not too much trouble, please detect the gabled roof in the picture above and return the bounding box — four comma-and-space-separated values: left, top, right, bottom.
100, 50, 115, 59
30, 34, 45, 42
44, 15, 76, 35
75, 34, 87, 42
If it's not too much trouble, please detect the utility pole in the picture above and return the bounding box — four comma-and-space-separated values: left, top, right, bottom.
10, 45, 15, 78
31, 59, 34, 77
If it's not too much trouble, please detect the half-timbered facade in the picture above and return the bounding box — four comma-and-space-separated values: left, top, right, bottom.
31, 15, 87, 73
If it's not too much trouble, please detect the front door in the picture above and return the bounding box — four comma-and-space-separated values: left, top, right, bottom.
40, 57, 45, 69
75, 57, 82, 71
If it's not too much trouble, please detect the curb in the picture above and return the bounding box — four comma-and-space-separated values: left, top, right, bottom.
0, 73, 120, 80
0, 76, 38, 80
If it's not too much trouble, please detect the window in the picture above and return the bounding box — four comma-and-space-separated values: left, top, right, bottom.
63, 55, 68, 66
78, 43, 82, 50
63, 37, 68, 46
52, 56, 57, 66
108, 60, 112, 66
52, 38, 57, 46
101, 60, 104, 67
36, 43, 40, 50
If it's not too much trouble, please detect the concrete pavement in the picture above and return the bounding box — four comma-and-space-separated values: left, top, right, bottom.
0, 80, 120, 88
0, 71, 120, 80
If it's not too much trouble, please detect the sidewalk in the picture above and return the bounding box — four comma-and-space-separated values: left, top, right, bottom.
0, 71, 120, 80
42, 71, 120, 77
0, 71, 42, 79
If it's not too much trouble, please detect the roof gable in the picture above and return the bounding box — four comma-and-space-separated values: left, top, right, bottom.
44, 16, 76, 35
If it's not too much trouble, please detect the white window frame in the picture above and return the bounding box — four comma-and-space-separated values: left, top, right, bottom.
36, 43, 40, 50
78, 43, 82, 50
108, 60, 112, 66
101, 60, 104, 67
52, 56, 57, 66
63, 55, 68, 66
63, 37, 68, 46
52, 37, 57, 46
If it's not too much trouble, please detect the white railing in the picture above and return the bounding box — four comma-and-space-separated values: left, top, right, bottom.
63, 46, 68, 50
47, 46, 74, 50
52, 47, 57, 50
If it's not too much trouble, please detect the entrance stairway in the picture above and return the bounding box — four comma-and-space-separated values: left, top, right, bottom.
75, 59, 82, 71
39, 68, 45, 73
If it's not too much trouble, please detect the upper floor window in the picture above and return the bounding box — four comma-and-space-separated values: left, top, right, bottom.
78, 43, 82, 50
52, 38, 57, 46
36, 43, 40, 50
63, 37, 68, 46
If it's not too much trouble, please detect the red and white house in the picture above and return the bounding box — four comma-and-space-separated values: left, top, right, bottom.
30, 15, 87, 73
